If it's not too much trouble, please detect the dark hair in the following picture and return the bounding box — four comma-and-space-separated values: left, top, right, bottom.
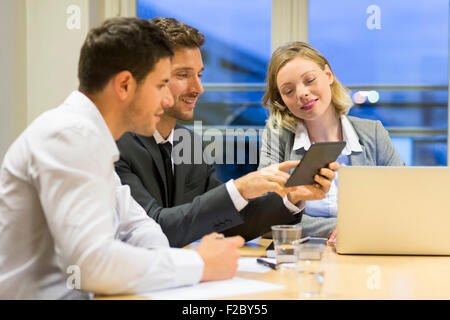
78, 17, 174, 93
149, 17, 205, 49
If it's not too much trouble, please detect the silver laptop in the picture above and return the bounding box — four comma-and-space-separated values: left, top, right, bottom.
337, 166, 450, 255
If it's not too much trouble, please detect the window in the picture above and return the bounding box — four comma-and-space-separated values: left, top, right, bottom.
138, 0, 271, 125
309, 0, 449, 165
137, 0, 449, 175
137, 0, 272, 180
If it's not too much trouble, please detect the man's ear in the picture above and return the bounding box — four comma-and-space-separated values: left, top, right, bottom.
113, 71, 135, 101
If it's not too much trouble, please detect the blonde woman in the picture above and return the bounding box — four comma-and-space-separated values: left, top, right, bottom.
259, 42, 404, 238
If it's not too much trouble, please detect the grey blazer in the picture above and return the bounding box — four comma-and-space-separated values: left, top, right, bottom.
259, 116, 405, 237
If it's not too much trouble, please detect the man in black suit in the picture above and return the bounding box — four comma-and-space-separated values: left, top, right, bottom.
115, 17, 337, 247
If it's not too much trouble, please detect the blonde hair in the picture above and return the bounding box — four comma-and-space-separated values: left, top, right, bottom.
262, 41, 352, 134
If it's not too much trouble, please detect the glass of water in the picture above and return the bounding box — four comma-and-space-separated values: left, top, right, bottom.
271, 225, 302, 264
294, 241, 325, 298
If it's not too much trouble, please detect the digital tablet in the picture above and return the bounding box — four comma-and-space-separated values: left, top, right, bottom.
285, 141, 346, 187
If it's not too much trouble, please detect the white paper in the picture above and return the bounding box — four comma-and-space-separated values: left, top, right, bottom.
237, 257, 272, 273
142, 277, 285, 300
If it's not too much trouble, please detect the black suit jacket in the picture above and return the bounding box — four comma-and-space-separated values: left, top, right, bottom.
115, 125, 302, 247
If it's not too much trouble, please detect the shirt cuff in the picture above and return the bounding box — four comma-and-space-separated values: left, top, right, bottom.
225, 179, 249, 212
283, 197, 305, 215
166, 248, 204, 287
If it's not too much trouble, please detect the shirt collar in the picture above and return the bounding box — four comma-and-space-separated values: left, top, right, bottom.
63, 90, 119, 161
292, 115, 362, 155
340, 115, 363, 155
153, 129, 174, 146
292, 121, 311, 151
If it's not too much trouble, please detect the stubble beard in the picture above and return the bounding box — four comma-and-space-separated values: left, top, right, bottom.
163, 102, 194, 122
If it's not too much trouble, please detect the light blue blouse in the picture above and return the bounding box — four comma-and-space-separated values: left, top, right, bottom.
305, 154, 349, 217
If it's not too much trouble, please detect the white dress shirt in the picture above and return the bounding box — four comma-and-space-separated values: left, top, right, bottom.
153, 129, 303, 214
293, 115, 363, 217
0, 91, 204, 299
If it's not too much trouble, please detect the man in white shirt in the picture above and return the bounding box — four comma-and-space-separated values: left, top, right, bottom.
115, 17, 339, 247
0, 17, 261, 299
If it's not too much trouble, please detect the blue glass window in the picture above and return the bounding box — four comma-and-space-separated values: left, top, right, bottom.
309, 0, 449, 165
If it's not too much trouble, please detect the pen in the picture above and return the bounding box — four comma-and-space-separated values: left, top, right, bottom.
245, 241, 260, 247
256, 258, 278, 270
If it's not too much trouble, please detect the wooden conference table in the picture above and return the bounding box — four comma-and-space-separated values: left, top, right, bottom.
97, 238, 450, 300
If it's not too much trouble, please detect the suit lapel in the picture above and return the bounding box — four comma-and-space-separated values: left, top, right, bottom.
172, 124, 191, 204
135, 134, 170, 206
348, 127, 366, 166
349, 146, 366, 166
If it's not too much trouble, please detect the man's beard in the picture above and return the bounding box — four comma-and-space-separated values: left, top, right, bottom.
163, 104, 194, 122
